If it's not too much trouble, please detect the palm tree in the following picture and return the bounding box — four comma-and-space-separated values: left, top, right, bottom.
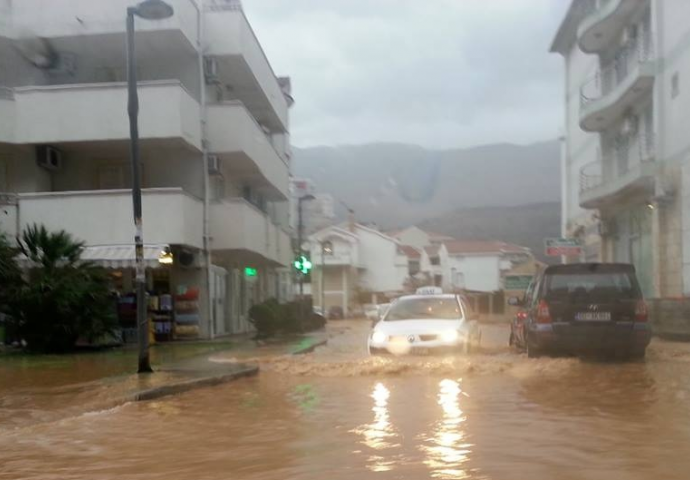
12, 225, 117, 352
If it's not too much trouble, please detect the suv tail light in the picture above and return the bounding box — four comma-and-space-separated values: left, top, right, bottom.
536, 300, 552, 324
635, 300, 648, 322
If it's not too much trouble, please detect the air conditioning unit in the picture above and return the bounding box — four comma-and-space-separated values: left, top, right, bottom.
207, 154, 221, 175
621, 115, 639, 136
203, 56, 219, 84
47, 52, 77, 77
36, 145, 63, 171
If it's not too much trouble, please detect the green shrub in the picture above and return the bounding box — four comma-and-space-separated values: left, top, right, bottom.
248, 301, 278, 339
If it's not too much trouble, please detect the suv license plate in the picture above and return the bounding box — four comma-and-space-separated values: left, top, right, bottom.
575, 312, 611, 321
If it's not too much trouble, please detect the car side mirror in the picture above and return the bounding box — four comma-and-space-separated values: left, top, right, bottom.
508, 296, 523, 307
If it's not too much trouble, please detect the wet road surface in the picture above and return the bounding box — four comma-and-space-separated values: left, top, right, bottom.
2, 320, 690, 479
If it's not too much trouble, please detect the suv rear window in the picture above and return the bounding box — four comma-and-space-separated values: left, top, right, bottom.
544, 270, 641, 301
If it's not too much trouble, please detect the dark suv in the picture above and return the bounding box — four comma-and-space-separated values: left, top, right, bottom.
508, 263, 651, 359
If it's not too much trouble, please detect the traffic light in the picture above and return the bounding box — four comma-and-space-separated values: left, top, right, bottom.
293, 255, 312, 274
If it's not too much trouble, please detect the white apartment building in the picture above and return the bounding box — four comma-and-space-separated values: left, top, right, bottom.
0, 0, 294, 338
551, 0, 690, 300
309, 221, 408, 315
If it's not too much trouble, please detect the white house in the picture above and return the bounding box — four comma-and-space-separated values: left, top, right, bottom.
309, 221, 408, 315
550, 0, 690, 300
0, 0, 294, 339
439, 241, 532, 293
439, 240, 535, 320
388, 226, 454, 250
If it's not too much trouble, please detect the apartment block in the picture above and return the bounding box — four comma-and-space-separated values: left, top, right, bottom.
551, 0, 690, 301
0, 0, 294, 338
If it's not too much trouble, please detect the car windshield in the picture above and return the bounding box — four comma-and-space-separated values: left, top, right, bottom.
384, 297, 462, 321
545, 272, 640, 301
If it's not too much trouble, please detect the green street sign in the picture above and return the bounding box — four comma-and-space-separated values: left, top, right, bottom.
504, 275, 533, 291
244, 267, 258, 277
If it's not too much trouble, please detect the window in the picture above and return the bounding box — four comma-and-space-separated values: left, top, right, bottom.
430, 256, 440, 266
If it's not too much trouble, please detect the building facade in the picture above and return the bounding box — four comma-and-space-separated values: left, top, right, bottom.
0, 0, 293, 338
309, 222, 408, 316
551, 0, 690, 300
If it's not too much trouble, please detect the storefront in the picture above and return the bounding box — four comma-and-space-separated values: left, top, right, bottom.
77, 244, 206, 343
607, 204, 654, 298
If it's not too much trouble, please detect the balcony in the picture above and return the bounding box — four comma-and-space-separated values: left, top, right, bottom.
311, 251, 363, 268
10, 81, 201, 149
9, 0, 198, 52
206, 101, 289, 200
579, 134, 657, 208
210, 198, 291, 266
579, 39, 655, 132
204, 6, 288, 133
15, 188, 203, 248
577, 0, 647, 54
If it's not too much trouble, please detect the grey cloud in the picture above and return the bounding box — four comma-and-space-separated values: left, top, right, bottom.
243, 0, 570, 148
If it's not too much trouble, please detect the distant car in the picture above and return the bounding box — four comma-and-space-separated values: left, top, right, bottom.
328, 306, 344, 320
508, 263, 651, 359
368, 293, 480, 355
364, 304, 379, 322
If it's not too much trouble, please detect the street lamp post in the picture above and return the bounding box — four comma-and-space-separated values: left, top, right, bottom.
320, 240, 333, 317
296, 194, 315, 322
126, 0, 174, 374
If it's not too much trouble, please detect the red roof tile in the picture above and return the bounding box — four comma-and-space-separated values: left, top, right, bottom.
397, 244, 421, 258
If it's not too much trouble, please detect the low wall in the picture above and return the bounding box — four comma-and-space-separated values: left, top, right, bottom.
649, 298, 690, 340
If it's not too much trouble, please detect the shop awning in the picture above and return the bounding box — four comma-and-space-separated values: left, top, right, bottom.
18, 244, 169, 269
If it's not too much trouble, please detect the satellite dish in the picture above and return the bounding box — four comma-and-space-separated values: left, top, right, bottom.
14, 30, 57, 69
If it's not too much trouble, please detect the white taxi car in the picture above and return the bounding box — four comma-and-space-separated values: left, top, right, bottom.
368, 287, 480, 355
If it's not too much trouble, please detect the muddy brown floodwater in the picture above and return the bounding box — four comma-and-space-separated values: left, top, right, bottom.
2, 320, 690, 480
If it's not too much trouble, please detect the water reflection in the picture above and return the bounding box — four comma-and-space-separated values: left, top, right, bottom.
421, 379, 473, 479
351, 382, 400, 472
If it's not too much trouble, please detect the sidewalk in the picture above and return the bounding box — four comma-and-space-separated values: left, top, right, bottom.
0, 331, 328, 430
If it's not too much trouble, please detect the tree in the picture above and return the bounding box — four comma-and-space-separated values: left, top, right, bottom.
9, 225, 117, 352
0, 232, 22, 312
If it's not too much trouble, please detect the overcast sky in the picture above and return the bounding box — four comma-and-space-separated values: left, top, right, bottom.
243, 0, 570, 150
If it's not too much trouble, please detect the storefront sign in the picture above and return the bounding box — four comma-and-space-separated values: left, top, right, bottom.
504, 275, 533, 291
244, 267, 258, 277
544, 238, 582, 257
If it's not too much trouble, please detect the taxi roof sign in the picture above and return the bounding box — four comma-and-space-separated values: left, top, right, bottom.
415, 286, 443, 295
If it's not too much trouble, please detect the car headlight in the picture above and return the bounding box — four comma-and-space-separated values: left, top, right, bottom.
371, 331, 387, 343
440, 330, 460, 343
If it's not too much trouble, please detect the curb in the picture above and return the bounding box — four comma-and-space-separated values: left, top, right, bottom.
130, 365, 259, 402
291, 339, 328, 355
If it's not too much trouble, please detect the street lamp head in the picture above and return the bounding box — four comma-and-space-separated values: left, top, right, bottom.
133, 0, 174, 20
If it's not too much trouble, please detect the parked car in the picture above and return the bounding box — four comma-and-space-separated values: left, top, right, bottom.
508, 263, 651, 359
364, 304, 379, 322
368, 292, 480, 355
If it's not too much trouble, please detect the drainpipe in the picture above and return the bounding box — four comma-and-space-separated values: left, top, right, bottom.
196, 0, 214, 338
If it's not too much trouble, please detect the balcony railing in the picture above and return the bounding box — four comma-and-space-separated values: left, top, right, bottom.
579, 131, 656, 207
580, 36, 654, 108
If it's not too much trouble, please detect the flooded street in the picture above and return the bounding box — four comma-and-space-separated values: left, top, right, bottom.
3, 321, 690, 480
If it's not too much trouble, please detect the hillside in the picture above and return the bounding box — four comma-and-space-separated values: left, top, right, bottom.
292, 140, 560, 228
418, 202, 561, 262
